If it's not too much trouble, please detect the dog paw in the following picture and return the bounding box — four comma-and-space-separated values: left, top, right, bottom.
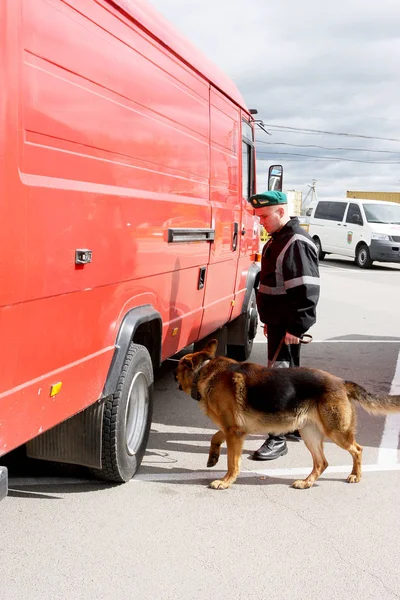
210, 479, 230, 490
346, 474, 361, 484
292, 479, 313, 489
207, 454, 219, 468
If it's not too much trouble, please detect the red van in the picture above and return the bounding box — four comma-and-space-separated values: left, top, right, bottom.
0, 0, 260, 488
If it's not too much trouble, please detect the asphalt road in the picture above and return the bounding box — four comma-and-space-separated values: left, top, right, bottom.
1, 255, 400, 600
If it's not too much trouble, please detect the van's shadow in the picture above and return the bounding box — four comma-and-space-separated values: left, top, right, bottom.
6, 482, 117, 500
2, 446, 119, 499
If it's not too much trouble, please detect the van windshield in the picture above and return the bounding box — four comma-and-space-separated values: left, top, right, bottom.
363, 203, 400, 224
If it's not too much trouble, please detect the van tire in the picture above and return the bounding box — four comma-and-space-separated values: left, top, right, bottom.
313, 237, 326, 261
227, 289, 258, 361
355, 244, 373, 269
92, 343, 153, 483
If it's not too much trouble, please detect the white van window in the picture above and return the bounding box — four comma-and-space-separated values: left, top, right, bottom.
363, 203, 400, 224
314, 201, 347, 221
346, 203, 363, 225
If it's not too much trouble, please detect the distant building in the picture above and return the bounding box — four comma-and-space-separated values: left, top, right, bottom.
346, 191, 400, 204
286, 189, 302, 217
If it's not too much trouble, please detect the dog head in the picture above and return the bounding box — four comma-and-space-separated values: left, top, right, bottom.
173, 339, 218, 394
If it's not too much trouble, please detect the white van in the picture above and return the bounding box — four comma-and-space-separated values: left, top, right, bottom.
308, 198, 400, 268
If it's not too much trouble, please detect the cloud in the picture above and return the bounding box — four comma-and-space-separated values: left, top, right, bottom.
148, 0, 400, 198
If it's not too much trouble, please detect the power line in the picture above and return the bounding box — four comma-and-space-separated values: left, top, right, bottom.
263, 124, 400, 143
257, 156, 398, 164
256, 150, 400, 164
256, 139, 400, 155
288, 105, 400, 123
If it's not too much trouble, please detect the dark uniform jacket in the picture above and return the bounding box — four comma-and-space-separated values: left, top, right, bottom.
256, 218, 320, 338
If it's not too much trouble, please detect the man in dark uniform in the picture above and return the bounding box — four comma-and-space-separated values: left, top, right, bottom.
248, 190, 320, 460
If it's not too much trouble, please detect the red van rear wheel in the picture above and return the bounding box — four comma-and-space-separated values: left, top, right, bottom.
93, 343, 153, 483
227, 289, 258, 361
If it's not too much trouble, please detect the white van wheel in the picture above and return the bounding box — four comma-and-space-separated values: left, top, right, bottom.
355, 244, 373, 269
313, 237, 326, 261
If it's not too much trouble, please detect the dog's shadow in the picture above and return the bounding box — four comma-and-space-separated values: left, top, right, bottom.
137, 464, 350, 489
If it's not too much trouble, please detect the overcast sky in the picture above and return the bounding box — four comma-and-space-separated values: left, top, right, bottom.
148, 0, 400, 200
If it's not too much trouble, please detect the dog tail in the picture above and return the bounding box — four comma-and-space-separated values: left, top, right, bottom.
345, 381, 400, 415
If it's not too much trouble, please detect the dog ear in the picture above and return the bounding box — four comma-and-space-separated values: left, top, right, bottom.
204, 339, 218, 357
182, 357, 193, 369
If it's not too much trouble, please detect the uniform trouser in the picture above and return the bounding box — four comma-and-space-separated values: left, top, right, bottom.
267, 324, 300, 441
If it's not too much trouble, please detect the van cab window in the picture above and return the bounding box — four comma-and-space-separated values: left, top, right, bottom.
363, 203, 400, 224
314, 201, 347, 221
242, 120, 255, 200
346, 203, 363, 225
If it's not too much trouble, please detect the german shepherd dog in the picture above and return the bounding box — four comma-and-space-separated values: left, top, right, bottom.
174, 339, 400, 490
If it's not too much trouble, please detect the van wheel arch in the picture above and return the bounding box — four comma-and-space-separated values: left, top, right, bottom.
90, 305, 162, 483
103, 305, 162, 398
226, 264, 260, 361
227, 287, 258, 361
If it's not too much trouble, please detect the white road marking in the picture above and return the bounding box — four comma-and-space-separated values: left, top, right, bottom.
377, 349, 400, 466
389, 351, 400, 395
321, 268, 357, 273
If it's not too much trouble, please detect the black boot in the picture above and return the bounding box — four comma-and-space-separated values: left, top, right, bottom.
252, 436, 288, 461
286, 430, 302, 441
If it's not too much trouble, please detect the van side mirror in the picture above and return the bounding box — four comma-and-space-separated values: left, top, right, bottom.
268, 165, 283, 191
351, 214, 362, 225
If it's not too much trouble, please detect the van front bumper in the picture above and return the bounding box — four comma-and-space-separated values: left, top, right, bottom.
369, 240, 400, 263
0, 466, 8, 501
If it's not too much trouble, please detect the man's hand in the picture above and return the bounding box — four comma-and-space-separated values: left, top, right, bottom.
263, 324, 268, 337
285, 332, 300, 345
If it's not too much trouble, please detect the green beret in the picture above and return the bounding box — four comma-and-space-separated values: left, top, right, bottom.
248, 190, 287, 208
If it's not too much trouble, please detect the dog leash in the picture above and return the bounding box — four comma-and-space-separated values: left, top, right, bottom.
269, 333, 313, 368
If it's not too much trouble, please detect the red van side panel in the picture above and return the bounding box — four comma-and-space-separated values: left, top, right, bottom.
199, 88, 240, 338
1, 0, 210, 454
0, 0, 254, 457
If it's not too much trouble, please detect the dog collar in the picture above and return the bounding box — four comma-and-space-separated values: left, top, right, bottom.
190, 360, 210, 401
191, 375, 201, 401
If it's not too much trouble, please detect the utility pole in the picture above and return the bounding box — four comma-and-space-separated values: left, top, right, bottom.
301, 179, 318, 214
